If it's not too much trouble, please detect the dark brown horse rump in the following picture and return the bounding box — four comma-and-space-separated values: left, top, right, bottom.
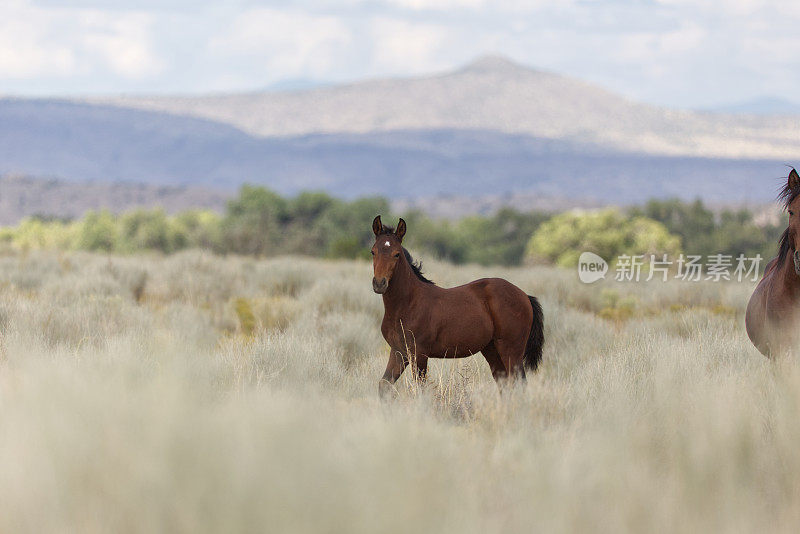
371, 215, 544, 396
747, 169, 800, 356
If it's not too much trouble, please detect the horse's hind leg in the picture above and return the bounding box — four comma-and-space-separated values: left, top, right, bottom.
493, 337, 527, 381
481, 342, 508, 383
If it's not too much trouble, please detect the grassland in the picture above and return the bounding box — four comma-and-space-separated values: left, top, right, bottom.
0, 248, 795, 533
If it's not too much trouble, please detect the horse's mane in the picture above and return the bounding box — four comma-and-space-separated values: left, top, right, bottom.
777, 169, 800, 265
778, 170, 800, 210
403, 248, 435, 285
778, 227, 793, 265
376, 224, 434, 285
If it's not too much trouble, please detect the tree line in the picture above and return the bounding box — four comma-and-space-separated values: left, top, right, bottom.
0, 186, 785, 267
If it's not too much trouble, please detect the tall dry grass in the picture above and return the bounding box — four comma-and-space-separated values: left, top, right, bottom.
0, 248, 793, 533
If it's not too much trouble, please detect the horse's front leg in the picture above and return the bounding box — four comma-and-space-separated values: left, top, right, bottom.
378, 349, 408, 399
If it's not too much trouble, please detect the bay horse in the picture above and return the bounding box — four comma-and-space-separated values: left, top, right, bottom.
746, 168, 800, 356
370, 215, 544, 397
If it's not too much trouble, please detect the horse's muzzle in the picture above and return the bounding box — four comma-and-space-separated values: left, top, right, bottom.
372, 277, 388, 294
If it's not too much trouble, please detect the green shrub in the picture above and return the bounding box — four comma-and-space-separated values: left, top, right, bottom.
75, 210, 119, 251
526, 208, 681, 267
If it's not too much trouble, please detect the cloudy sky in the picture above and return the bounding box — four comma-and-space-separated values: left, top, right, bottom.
1, 0, 798, 108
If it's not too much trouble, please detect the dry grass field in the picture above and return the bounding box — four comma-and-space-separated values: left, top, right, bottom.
0, 248, 796, 533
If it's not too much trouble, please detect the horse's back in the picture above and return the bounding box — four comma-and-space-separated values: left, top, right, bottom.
417, 277, 533, 357
458, 276, 526, 294
460, 277, 533, 328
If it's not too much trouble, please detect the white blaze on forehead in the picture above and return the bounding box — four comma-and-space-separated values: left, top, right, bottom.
384, 241, 391, 247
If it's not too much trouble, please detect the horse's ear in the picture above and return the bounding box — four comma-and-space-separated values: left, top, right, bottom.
396, 218, 407, 241
790, 169, 800, 190
372, 215, 383, 236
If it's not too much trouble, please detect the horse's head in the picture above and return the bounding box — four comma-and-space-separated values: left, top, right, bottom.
370, 215, 406, 294
782, 169, 800, 274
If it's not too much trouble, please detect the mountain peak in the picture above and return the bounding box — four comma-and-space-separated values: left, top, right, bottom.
459, 55, 528, 74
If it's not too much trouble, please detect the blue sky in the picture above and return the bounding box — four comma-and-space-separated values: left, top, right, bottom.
2, 0, 799, 108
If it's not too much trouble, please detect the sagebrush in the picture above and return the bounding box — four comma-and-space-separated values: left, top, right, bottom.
0, 249, 793, 533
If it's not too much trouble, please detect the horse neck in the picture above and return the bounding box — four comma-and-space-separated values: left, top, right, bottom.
381, 255, 428, 311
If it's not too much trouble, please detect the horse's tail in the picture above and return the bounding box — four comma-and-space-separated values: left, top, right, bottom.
523, 296, 545, 371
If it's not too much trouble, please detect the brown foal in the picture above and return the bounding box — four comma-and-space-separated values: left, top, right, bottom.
370, 216, 544, 397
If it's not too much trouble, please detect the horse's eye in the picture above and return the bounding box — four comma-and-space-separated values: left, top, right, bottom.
393, 252, 400, 258
370, 250, 375, 255
791, 210, 795, 216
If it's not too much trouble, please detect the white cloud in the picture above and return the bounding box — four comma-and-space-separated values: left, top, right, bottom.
343, 0, 561, 11
209, 8, 353, 81
382, 0, 488, 9
76, 11, 164, 78
208, 8, 455, 83
3, 0, 800, 106
655, 0, 760, 11
368, 17, 451, 74
0, 0, 163, 80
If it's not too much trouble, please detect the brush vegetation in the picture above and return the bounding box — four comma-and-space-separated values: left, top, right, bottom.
0, 248, 795, 532
0, 188, 782, 267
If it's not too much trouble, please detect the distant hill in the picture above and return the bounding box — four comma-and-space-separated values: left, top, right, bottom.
266, 79, 330, 92
0, 98, 264, 190
0, 174, 598, 224
0, 174, 227, 225
0, 98, 787, 207
709, 96, 800, 115
88, 56, 800, 160
1, 56, 798, 221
